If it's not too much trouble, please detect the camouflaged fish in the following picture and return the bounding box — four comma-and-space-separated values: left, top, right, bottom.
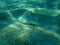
0, 0, 60, 45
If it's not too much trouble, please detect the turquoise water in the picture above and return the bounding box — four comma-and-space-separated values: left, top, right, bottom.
0, 0, 60, 45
